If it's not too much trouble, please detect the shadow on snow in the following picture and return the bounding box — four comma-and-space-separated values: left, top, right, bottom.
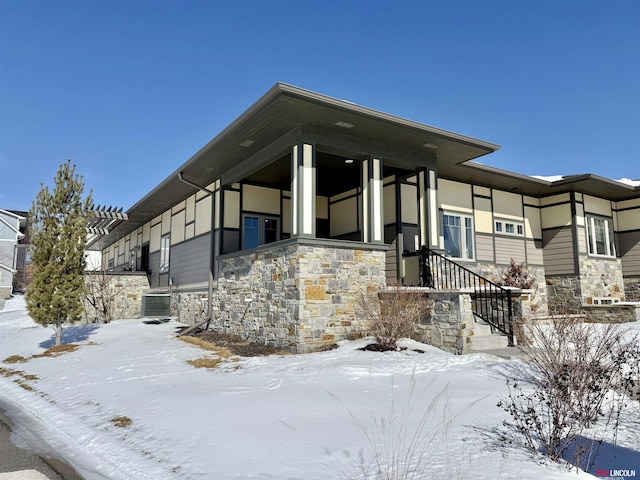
39, 324, 101, 349
563, 435, 640, 475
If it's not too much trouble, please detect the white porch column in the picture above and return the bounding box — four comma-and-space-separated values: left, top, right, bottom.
418, 168, 440, 249
291, 143, 316, 237
362, 157, 384, 243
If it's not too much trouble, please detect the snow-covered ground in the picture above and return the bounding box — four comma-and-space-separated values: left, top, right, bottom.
1, 296, 638, 480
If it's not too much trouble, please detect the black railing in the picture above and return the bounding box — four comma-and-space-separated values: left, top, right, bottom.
405, 247, 515, 346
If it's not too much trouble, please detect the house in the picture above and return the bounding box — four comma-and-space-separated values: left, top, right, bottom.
92, 83, 640, 352
0, 209, 27, 298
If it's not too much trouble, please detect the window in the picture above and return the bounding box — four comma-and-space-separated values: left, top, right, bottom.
242, 215, 280, 250
495, 220, 524, 237
586, 216, 615, 257
443, 213, 474, 260
160, 235, 170, 272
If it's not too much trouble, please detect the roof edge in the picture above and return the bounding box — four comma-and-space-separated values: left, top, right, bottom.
277, 83, 501, 153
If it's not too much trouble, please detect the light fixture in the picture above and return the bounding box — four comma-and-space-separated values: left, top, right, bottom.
422, 143, 438, 149
240, 139, 254, 147
344, 159, 354, 164
335, 121, 354, 129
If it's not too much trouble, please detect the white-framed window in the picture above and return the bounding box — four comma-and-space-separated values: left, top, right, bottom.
160, 234, 170, 272
495, 219, 524, 237
242, 214, 280, 250
586, 216, 615, 257
443, 212, 474, 260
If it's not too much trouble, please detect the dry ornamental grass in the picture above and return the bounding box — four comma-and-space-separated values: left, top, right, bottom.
110, 416, 132, 428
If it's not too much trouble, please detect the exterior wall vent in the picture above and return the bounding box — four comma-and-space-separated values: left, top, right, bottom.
141, 293, 171, 317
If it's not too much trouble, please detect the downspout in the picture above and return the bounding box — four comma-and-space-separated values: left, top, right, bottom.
178, 171, 215, 195
177, 172, 215, 324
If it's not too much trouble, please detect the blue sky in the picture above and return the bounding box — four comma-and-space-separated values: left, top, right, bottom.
1, 0, 638, 212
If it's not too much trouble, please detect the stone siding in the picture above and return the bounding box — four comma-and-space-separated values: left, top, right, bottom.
545, 275, 582, 312
82, 272, 149, 323
171, 290, 209, 322
584, 305, 640, 323
623, 277, 640, 302
578, 256, 625, 302
413, 290, 474, 354
546, 257, 626, 312
190, 241, 388, 353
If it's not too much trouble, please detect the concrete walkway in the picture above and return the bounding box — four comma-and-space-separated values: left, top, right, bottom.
0, 419, 63, 479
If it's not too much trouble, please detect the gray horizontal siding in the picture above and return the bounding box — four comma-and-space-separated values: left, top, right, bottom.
222, 229, 240, 254
170, 234, 211, 287
619, 231, 640, 276
495, 236, 526, 265
475, 234, 494, 262
542, 227, 575, 275
526, 239, 544, 266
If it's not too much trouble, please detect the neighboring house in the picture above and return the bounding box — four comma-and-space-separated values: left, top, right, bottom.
0, 209, 26, 298
92, 83, 640, 351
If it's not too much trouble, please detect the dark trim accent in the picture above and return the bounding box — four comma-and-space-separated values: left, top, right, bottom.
539, 200, 572, 209
473, 194, 492, 200
217, 235, 390, 261
570, 192, 580, 274
584, 211, 614, 218
618, 227, 640, 234
613, 205, 640, 213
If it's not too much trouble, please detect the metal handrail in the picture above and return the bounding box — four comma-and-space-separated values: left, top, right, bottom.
406, 247, 515, 346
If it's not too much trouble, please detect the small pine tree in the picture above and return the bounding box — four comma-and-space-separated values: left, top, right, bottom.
26, 160, 92, 346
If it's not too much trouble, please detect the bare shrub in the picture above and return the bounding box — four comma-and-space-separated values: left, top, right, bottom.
84, 270, 125, 323
498, 313, 639, 467
496, 259, 536, 289
358, 285, 432, 350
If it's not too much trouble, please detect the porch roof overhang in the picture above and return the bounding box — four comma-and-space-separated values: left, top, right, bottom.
94, 83, 639, 250
447, 162, 640, 201
95, 83, 500, 248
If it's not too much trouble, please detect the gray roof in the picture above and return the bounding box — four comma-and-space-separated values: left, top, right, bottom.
91, 83, 639, 249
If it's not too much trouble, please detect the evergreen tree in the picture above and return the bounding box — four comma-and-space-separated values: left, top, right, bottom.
26, 160, 92, 346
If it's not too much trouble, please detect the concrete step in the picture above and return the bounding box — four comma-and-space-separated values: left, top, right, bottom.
478, 347, 528, 360
470, 334, 509, 351
474, 322, 494, 336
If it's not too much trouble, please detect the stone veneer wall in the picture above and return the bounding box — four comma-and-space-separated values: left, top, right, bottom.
545, 275, 582, 312
578, 256, 625, 302
82, 272, 150, 323
623, 277, 640, 302
199, 240, 387, 353
0, 286, 11, 300
413, 290, 474, 354
584, 305, 640, 323
547, 257, 626, 312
